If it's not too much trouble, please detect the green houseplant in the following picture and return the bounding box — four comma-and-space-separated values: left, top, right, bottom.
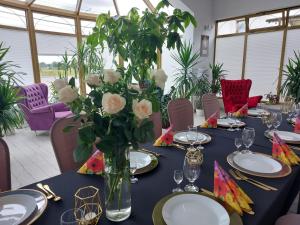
87, 0, 196, 85
193, 73, 211, 114
210, 63, 226, 95
0, 42, 24, 137
281, 51, 300, 103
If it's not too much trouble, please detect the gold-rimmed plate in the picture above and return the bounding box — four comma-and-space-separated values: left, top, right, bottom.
152, 192, 243, 225
0, 189, 48, 225
265, 130, 300, 145
173, 131, 211, 145
227, 152, 291, 178
130, 150, 158, 175
217, 119, 246, 128
248, 109, 270, 117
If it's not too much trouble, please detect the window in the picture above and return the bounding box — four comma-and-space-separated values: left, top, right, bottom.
249, 12, 283, 30
217, 19, 245, 36
80, 0, 117, 15
0, 6, 26, 28
33, 0, 77, 11
117, 0, 148, 15
289, 8, 300, 27
33, 13, 76, 34
81, 20, 96, 36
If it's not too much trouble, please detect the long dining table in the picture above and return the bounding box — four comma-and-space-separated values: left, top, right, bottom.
24, 115, 300, 225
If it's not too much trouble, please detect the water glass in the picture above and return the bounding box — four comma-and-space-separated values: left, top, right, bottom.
234, 138, 242, 154
272, 112, 282, 130
172, 170, 183, 193
186, 126, 196, 147
265, 115, 273, 131
241, 127, 255, 153
130, 160, 138, 184
227, 112, 235, 132
183, 151, 201, 192
61, 209, 83, 225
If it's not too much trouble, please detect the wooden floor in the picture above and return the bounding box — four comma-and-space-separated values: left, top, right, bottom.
3, 113, 298, 213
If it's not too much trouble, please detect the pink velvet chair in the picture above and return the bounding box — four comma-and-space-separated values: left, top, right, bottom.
275, 214, 300, 225
202, 93, 220, 120
18, 83, 72, 131
149, 112, 162, 139
50, 116, 83, 173
168, 98, 193, 131
0, 138, 11, 191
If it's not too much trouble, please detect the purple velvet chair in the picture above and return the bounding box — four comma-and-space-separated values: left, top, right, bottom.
18, 83, 72, 131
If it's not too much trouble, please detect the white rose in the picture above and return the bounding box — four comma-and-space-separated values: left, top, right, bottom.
102, 92, 126, 114
150, 69, 168, 89
103, 69, 121, 84
53, 78, 67, 91
128, 84, 141, 93
58, 85, 78, 104
132, 99, 152, 120
86, 74, 101, 87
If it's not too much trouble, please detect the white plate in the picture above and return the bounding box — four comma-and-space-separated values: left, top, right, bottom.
173, 131, 207, 144
268, 130, 300, 142
0, 194, 37, 225
217, 118, 245, 127
130, 151, 152, 169
233, 153, 282, 174
162, 194, 230, 225
248, 109, 269, 116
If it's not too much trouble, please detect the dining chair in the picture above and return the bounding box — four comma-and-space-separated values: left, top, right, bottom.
50, 116, 83, 173
275, 214, 300, 225
201, 93, 220, 120
149, 112, 162, 139
0, 138, 11, 191
167, 98, 193, 131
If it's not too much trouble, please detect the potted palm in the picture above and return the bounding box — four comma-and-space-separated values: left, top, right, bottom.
210, 63, 226, 95
281, 51, 300, 103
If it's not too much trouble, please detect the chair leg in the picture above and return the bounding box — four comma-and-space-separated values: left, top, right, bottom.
34, 131, 37, 136
298, 193, 300, 214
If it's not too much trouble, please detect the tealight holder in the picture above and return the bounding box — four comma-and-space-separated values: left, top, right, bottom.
186, 148, 203, 165
75, 186, 102, 225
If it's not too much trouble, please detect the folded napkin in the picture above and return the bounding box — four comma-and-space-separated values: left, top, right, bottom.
214, 161, 253, 215
77, 150, 104, 175
272, 133, 300, 166
154, 125, 174, 146
201, 112, 218, 128
233, 104, 248, 118
294, 117, 300, 134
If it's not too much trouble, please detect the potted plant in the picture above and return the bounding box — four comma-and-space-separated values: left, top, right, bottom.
210, 63, 226, 95
193, 73, 211, 115
0, 42, 24, 137
281, 51, 300, 103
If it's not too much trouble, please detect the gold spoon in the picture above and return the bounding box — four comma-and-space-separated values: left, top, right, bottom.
43, 184, 62, 202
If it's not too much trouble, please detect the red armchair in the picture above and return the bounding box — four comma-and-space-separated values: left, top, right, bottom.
221, 79, 252, 113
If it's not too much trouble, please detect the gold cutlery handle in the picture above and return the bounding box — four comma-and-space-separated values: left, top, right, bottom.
43, 184, 57, 197
243, 179, 271, 191
36, 183, 53, 198
247, 178, 277, 191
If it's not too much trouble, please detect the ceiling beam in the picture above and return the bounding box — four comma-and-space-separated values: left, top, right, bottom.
27, 0, 36, 7
0, 0, 28, 9
76, 0, 82, 15
143, 0, 155, 12
112, 0, 120, 16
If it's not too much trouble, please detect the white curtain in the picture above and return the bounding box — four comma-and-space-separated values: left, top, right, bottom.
0, 28, 34, 85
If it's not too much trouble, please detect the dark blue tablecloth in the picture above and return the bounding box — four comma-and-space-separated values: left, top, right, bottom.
23, 115, 300, 225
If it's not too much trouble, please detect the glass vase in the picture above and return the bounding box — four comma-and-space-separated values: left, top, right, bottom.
104, 147, 131, 222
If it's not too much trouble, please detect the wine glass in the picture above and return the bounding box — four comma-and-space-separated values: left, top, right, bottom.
186, 126, 196, 148
172, 170, 183, 192
241, 127, 255, 153
272, 112, 282, 131
130, 160, 138, 184
183, 151, 201, 192
227, 112, 235, 132
265, 114, 273, 132
60, 209, 83, 225
234, 138, 242, 154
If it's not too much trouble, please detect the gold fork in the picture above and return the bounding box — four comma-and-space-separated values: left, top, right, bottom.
229, 170, 271, 191
234, 170, 278, 191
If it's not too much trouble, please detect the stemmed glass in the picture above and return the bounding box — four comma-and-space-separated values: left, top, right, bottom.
234, 138, 242, 154
241, 127, 255, 154
183, 151, 201, 192
272, 112, 282, 131
227, 112, 235, 132
130, 160, 138, 184
60, 209, 83, 225
265, 115, 273, 132
186, 126, 196, 148
172, 170, 183, 192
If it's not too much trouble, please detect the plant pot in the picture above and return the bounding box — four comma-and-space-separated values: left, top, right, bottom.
196, 109, 204, 116
104, 147, 131, 222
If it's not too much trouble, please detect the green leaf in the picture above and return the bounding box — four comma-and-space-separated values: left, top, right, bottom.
69, 77, 75, 87
78, 125, 95, 143
73, 142, 93, 162
63, 125, 75, 132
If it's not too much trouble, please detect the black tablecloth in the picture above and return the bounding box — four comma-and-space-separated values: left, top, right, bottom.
24, 116, 300, 225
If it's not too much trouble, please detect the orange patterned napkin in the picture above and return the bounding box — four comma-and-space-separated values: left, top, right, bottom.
77, 150, 104, 175
214, 161, 253, 215
272, 133, 300, 166
233, 104, 248, 118
154, 125, 174, 146
201, 112, 218, 128
294, 117, 300, 134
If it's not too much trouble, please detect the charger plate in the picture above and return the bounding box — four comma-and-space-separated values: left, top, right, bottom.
248, 109, 270, 117
227, 152, 291, 178
130, 150, 158, 175
265, 130, 300, 145
217, 119, 246, 128
0, 189, 47, 225
152, 192, 242, 225
173, 131, 211, 145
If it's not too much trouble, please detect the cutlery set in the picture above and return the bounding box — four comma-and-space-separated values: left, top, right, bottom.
36, 183, 62, 202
